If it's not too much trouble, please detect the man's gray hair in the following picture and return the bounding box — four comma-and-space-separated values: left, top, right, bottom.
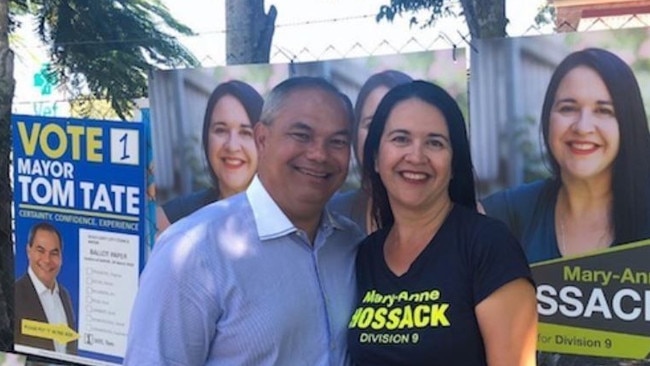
260, 76, 354, 127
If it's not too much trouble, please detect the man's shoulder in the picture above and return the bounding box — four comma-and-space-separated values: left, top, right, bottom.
14, 275, 37, 308
15, 274, 33, 291
154, 194, 256, 257
167, 193, 251, 230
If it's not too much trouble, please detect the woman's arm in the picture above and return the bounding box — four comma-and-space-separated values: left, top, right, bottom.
476, 278, 538, 366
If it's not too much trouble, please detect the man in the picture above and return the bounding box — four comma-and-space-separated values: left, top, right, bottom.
15, 222, 77, 354
125, 77, 364, 365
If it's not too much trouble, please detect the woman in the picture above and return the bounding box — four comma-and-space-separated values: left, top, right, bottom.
482, 48, 650, 263
157, 80, 263, 234
347, 80, 537, 365
329, 70, 412, 234
482, 48, 650, 366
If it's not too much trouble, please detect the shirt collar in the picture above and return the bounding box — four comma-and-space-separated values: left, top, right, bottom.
323, 207, 346, 231
247, 175, 296, 240
28, 266, 59, 296
246, 175, 347, 240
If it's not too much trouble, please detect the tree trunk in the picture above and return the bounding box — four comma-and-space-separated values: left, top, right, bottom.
460, 0, 506, 39
225, 0, 277, 65
0, 0, 15, 351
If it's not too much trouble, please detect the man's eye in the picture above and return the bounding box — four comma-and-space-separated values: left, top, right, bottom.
290, 132, 310, 141
330, 138, 349, 149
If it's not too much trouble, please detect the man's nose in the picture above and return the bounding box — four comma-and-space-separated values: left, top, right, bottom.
306, 140, 327, 162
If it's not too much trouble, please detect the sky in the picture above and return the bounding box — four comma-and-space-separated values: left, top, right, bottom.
10, 0, 548, 115
162, 0, 549, 65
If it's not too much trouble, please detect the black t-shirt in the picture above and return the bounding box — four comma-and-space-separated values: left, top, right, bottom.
347, 205, 533, 366
162, 188, 220, 224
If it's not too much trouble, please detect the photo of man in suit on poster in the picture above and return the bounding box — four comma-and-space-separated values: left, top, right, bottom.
14, 222, 77, 355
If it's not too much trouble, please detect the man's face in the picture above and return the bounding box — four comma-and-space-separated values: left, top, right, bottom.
27, 229, 62, 290
255, 88, 351, 221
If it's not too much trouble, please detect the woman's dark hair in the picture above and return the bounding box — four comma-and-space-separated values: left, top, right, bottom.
540, 47, 650, 245
201, 80, 264, 190
363, 80, 476, 229
353, 70, 412, 164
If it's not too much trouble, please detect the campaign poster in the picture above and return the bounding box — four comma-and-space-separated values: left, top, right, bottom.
12, 115, 147, 365
149, 49, 467, 239
532, 241, 650, 360
471, 27, 650, 363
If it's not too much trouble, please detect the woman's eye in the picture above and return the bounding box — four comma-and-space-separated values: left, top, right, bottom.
557, 105, 577, 113
391, 135, 408, 144
428, 139, 444, 148
596, 107, 615, 117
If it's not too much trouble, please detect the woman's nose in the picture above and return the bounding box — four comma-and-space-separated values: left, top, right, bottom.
224, 132, 242, 151
571, 110, 596, 134
404, 142, 426, 163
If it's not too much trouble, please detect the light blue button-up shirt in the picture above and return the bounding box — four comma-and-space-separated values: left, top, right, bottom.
124, 176, 363, 365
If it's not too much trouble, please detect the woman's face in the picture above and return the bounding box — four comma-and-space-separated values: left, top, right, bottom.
549, 66, 620, 183
376, 97, 453, 211
207, 94, 258, 198
357, 86, 390, 164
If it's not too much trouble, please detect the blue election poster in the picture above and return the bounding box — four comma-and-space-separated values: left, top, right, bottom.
12, 114, 146, 366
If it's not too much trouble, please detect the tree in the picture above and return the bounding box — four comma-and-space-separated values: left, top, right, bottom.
377, 0, 507, 39
14, 0, 199, 119
534, 3, 556, 29
225, 0, 277, 65
0, 0, 15, 351
0, 0, 198, 351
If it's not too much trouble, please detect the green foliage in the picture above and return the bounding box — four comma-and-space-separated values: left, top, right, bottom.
513, 115, 551, 183
376, 0, 506, 38
377, 0, 455, 28
534, 3, 556, 27
178, 134, 211, 191
9, 0, 199, 120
